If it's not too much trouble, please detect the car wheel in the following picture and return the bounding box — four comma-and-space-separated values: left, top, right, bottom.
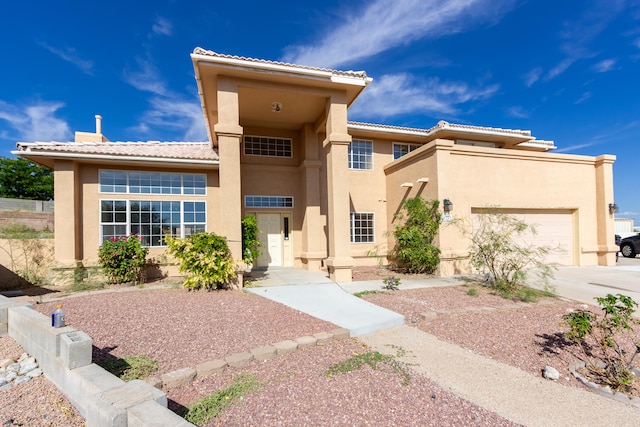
620, 243, 636, 258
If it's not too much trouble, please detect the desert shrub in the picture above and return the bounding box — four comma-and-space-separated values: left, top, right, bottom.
0, 224, 54, 286
165, 232, 236, 290
382, 276, 400, 291
390, 198, 441, 274
467, 209, 553, 298
241, 215, 261, 264
562, 294, 640, 392
98, 235, 149, 284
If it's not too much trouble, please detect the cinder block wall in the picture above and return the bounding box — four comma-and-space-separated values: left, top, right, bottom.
1, 295, 193, 427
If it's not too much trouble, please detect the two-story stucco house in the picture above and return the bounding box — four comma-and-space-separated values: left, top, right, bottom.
14, 48, 617, 283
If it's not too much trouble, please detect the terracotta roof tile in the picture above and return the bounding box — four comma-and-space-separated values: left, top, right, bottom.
16, 141, 219, 161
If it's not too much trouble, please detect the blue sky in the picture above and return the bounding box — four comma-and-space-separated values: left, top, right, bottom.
1, 0, 638, 223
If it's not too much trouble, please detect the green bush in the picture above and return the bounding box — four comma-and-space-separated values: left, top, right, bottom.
98, 235, 148, 284
165, 232, 236, 290
241, 216, 261, 264
390, 198, 441, 274
562, 294, 640, 392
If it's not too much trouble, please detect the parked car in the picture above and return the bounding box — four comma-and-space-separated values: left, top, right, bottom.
619, 233, 640, 258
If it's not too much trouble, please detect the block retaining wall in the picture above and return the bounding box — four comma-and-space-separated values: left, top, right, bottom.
0, 294, 193, 427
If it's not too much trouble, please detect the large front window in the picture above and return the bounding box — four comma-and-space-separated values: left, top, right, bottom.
348, 140, 373, 170
100, 200, 206, 247
99, 170, 206, 195
350, 212, 375, 243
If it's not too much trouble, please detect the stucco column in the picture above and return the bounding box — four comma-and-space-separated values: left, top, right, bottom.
324, 95, 353, 282
300, 124, 326, 270
214, 77, 244, 288
594, 154, 616, 266
54, 160, 81, 267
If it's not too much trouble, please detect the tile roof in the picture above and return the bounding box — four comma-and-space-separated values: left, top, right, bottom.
348, 120, 533, 137
15, 141, 219, 161
192, 47, 369, 80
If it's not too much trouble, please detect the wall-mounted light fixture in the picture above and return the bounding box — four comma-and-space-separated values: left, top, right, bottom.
443, 198, 453, 213
271, 102, 282, 113
609, 203, 619, 215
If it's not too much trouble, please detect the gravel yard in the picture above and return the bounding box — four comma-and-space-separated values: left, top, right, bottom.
0, 268, 631, 425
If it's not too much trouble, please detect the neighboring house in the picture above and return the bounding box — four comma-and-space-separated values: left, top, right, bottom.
14, 48, 617, 283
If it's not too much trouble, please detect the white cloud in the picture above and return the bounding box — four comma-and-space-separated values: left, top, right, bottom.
282, 0, 516, 68
152, 17, 173, 37
506, 106, 529, 118
592, 58, 616, 72
0, 100, 71, 142
524, 67, 542, 87
123, 58, 168, 96
131, 96, 207, 141
575, 91, 592, 104
348, 73, 499, 119
39, 43, 94, 75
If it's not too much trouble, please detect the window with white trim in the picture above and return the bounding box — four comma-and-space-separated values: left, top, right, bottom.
348, 140, 373, 170
99, 170, 206, 195
350, 212, 375, 243
393, 143, 422, 160
244, 196, 294, 208
100, 200, 206, 247
243, 135, 293, 157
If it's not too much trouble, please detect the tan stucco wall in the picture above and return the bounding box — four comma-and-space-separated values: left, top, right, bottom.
385, 139, 616, 275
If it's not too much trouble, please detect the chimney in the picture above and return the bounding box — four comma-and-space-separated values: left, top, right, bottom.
95, 115, 102, 135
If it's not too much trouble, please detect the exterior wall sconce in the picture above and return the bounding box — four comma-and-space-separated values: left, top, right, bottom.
443, 198, 453, 212
609, 203, 619, 214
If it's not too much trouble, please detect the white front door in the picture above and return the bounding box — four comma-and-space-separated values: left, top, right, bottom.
256, 213, 282, 267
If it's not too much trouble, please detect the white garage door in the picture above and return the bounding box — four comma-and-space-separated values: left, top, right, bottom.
471, 209, 574, 266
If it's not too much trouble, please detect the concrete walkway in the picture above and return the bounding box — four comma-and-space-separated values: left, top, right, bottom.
248, 263, 640, 426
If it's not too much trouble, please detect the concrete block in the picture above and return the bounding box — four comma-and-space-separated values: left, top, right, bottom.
196, 359, 226, 377
225, 352, 254, 368
87, 380, 166, 427
330, 328, 350, 339
162, 368, 197, 389
295, 335, 317, 349
63, 363, 127, 418
60, 331, 92, 369
313, 332, 333, 344
251, 345, 277, 361
0, 298, 31, 324
128, 399, 195, 427
273, 340, 298, 355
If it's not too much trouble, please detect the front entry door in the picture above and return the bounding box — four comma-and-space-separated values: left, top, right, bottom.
256, 213, 282, 267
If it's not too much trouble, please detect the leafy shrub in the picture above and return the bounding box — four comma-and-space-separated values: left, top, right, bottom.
467, 209, 553, 298
165, 232, 236, 290
382, 276, 400, 291
241, 216, 261, 264
98, 235, 148, 284
390, 198, 442, 274
562, 294, 640, 392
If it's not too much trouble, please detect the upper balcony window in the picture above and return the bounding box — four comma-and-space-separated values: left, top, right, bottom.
393, 143, 422, 160
99, 170, 206, 195
348, 139, 373, 170
244, 136, 293, 158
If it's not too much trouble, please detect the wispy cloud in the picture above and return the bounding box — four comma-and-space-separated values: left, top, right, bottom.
152, 17, 173, 37
524, 67, 542, 87
575, 91, 592, 104
131, 96, 207, 141
39, 42, 94, 75
282, 0, 516, 68
0, 100, 71, 142
506, 106, 530, 118
592, 58, 616, 72
349, 73, 499, 119
123, 58, 168, 96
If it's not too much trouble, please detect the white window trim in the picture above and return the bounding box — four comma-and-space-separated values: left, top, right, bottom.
350, 212, 376, 244
99, 169, 207, 196
348, 139, 374, 170
244, 195, 294, 208
243, 135, 293, 158
392, 142, 422, 160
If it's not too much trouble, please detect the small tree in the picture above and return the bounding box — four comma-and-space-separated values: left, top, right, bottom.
390, 198, 442, 274
241, 216, 261, 264
468, 209, 553, 297
98, 235, 149, 284
562, 294, 640, 392
165, 232, 236, 290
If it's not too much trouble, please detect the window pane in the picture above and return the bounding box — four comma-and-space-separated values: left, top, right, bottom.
348, 140, 373, 170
